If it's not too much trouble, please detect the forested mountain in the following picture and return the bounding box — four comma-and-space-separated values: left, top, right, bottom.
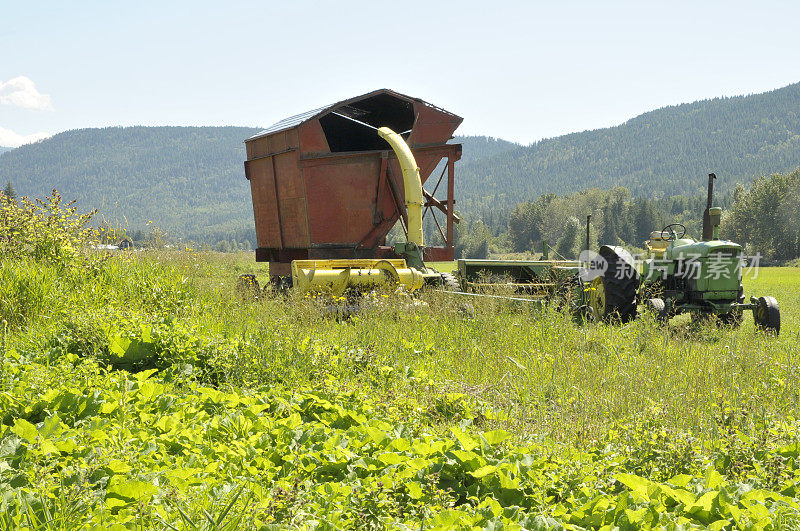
458, 81, 800, 213
452, 136, 519, 165
0, 147, 12, 155
0, 127, 261, 245
2, 81, 799, 248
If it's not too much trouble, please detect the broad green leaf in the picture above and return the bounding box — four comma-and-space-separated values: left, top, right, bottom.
104, 497, 129, 511
744, 503, 770, 521
389, 438, 411, 452
450, 426, 479, 451
624, 507, 648, 524
135, 368, 158, 382
431, 509, 470, 527
377, 452, 405, 466
100, 402, 118, 414
11, 419, 37, 443
107, 480, 158, 502
470, 465, 498, 478
777, 442, 800, 458
667, 474, 694, 488
91, 429, 110, 442
498, 470, 520, 489
109, 335, 131, 356
405, 457, 429, 470
138, 380, 164, 401
39, 439, 59, 455
660, 484, 694, 506
105, 460, 133, 475
706, 469, 726, 489
709, 519, 731, 530
482, 429, 511, 445
685, 490, 719, 524
406, 481, 422, 499
140, 325, 152, 343
450, 449, 485, 471
39, 415, 64, 439
55, 439, 76, 453
615, 473, 651, 500
477, 497, 503, 517
412, 441, 437, 456
365, 426, 387, 446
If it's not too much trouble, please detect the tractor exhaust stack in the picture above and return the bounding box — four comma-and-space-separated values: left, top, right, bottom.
702, 173, 716, 241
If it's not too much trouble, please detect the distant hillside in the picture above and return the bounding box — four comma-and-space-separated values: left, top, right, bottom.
452, 136, 519, 165
0, 146, 12, 156
458, 81, 800, 211
0, 127, 260, 243
4, 81, 800, 244
0, 128, 515, 243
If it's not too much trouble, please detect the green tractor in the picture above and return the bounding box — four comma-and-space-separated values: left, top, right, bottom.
601, 173, 780, 334
445, 173, 779, 335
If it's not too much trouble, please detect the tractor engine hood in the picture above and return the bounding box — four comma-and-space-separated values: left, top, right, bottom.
667, 239, 743, 260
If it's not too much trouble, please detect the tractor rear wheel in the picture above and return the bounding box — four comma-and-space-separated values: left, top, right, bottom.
644, 298, 667, 322
588, 246, 639, 324
754, 296, 780, 335
440, 272, 460, 291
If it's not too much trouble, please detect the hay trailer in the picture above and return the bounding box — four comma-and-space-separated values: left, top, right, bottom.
240, 89, 463, 294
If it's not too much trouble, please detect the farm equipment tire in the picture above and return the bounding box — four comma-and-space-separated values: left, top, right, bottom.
589, 246, 639, 324
440, 272, 460, 292
754, 296, 780, 336
644, 298, 668, 322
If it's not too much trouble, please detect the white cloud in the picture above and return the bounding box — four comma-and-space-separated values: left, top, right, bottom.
0, 76, 53, 110
0, 125, 51, 148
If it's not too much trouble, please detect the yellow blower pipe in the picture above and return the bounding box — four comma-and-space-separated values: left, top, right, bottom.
377, 127, 424, 247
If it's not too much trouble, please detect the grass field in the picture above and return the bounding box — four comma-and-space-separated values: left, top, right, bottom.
1, 246, 799, 529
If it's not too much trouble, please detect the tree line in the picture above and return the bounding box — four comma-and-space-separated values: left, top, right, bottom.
722, 169, 800, 262
4, 169, 798, 262
451, 169, 800, 262
450, 187, 712, 259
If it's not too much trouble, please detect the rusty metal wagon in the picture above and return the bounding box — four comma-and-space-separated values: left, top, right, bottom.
243, 89, 462, 281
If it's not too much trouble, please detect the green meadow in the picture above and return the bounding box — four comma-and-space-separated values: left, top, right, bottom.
1, 202, 799, 529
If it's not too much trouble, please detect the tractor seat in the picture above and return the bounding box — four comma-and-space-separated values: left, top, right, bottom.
646, 231, 669, 256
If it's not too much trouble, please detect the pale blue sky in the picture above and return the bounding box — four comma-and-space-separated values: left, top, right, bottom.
1, 0, 799, 147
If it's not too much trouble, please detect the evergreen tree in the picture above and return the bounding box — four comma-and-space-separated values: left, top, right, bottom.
555, 217, 581, 259
2, 181, 15, 201
633, 199, 659, 245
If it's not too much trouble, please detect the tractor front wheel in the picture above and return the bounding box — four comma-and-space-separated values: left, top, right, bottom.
754, 296, 780, 336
